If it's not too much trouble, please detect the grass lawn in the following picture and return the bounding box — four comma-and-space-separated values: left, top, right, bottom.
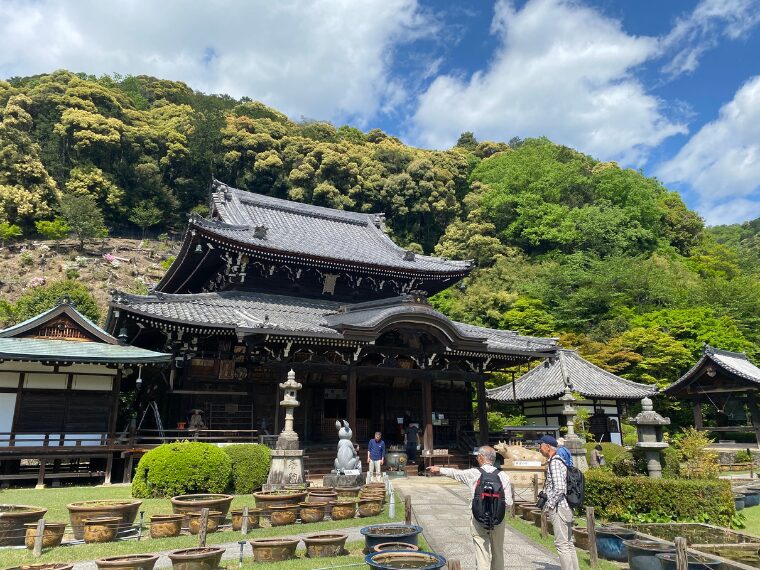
506, 515, 620, 570
740, 504, 760, 537
0, 485, 396, 568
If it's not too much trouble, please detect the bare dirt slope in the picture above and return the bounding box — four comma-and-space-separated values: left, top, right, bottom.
0, 237, 180, 320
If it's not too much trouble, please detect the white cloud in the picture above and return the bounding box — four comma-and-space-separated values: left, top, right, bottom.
0, 0, 434, 125
409, 0, 686, 164
661, 0, 760, 78
657, 75, 760, 225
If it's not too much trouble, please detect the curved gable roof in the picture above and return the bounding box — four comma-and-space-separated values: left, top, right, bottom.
487, 349, 657, 402
206, 180, 473, 275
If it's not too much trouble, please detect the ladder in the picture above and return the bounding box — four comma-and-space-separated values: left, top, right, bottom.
137, 401, 165, 440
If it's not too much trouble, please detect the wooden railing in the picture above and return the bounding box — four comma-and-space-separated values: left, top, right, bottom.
0, 432, 118, 450
130, 429, 260, 446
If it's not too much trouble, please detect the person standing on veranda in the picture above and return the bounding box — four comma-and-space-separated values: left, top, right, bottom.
367, 431, 385, 482
428, 446, 513, 570
538, 435, 580, 570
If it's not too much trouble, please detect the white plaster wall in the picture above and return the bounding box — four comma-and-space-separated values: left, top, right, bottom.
0, 393, 16, 442
24, 373, 67, 389
72, 375, 113, 391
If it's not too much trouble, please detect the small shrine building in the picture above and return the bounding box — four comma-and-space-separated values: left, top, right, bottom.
487, 349, 657, 444
664, 346, 760, 447
0, 299, 169, 485
107, 180, 558, 451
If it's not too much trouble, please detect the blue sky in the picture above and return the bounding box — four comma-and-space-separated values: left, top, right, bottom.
1, 0, 759, 225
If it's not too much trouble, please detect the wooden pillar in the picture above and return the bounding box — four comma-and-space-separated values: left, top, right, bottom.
347, 368, 357, 443
422, 378, 433, 452
477, 380, 488, 446
692, 397, 703, 430
746, 392, 760, 449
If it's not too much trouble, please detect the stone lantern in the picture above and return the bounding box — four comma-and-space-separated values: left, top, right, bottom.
560, 387, 588, 471
264, 369, 305, 489
632, 396, 670, 478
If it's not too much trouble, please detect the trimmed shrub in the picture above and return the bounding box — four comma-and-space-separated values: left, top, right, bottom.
224, 444, 272, 494
584, 470, 735, 526
132, 442, 232, 498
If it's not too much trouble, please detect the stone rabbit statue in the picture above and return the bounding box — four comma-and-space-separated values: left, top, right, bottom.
333, 420, 362, 472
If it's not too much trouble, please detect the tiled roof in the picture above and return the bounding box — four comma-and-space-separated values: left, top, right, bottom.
204, 180, 473, 275
0, 337, 170, 364
112, 290, 344, 337
0, 299, 116, 343
665, 347, 760, 394
110, 291, 559, 356
487, 349, 658, 402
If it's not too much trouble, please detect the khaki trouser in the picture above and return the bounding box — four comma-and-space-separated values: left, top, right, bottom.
368, 460, 382, 482
549, 506, 580, 570
470, 516, 505, 570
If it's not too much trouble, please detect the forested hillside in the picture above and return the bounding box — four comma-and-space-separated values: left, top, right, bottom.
1, 70, 759, 394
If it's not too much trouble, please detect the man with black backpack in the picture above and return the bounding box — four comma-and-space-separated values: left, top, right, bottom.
428, 446, 512, 570
538, 435, 580, 570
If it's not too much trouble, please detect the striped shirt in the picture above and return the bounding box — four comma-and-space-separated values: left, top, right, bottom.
544, 455, 569, 510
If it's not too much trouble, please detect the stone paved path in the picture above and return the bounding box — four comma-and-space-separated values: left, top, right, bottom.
393, 476, 560, 570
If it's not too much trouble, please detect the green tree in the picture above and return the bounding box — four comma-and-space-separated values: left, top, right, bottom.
455, 131, 478, 150
129, 200, 163, 238
58, 193, 107, 250
0, 222, 22, 247
0, 94, 60, 225
12, 279, 100, 324
35, 218, 70, 251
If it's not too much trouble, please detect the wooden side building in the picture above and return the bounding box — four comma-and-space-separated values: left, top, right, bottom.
0, 299, 169, 486
487, 349, 657, 444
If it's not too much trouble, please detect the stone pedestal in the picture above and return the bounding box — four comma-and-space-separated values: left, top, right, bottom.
323, 473, 364, 488
264, 449, 305, 489
564, 435, 588, 472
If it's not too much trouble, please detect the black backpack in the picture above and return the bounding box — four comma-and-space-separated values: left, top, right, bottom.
550, 456, 585, 509
472, 467, 506, 530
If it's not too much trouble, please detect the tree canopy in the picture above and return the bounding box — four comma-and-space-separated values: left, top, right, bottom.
2, 69, 760, 392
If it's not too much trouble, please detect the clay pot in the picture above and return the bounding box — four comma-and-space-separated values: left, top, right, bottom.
252, 490, 307, 510
573, 527, 589, 550
24, 522, 66, 549
187, 511, 222, 535
170, 495, 233, 526
95, 554, 160, 570
373, 542, 421, 553
168, 546, 225, 570
365, 551, 446, 570
67, 500, 141, 541
230, 508, 261, 531
8, 562, 74, 570
528, 509, 543, 525
519, 503, 536, 520
335, 486, 362, 501
308, 491, 338, 503
303, 533, 348, 558
83, 516, 120, 543
268, 506, 298, 527
299, 502, 326, 523
361, 524, 423, 554
0, 505, 48, 546
331, 501, 357, 520
249, 537, 300, 562
149, 514, 183, 539
358, 499, 383, 518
